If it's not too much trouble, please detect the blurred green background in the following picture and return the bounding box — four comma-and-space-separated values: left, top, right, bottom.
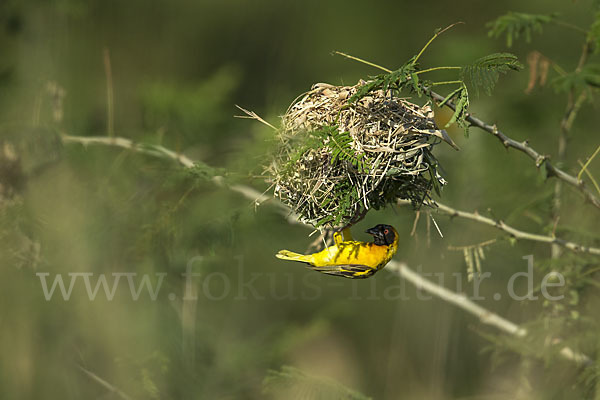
1, 0, 600, 399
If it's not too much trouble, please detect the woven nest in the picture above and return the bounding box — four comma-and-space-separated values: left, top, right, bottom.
267, 81, 456, 228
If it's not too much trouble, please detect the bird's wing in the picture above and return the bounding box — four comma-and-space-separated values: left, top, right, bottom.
309, 264, 375, 279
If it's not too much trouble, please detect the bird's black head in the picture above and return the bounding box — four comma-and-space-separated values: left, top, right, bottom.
365, 224, 397, 246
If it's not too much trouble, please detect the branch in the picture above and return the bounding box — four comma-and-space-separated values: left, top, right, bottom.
389, 261, 525, 336
61, 134, 300, 224
62, 135, 196, 168
429, 200, 600, 256
427, 89, 600, 210
386, 261, 591, 365
60, 133, 592, 365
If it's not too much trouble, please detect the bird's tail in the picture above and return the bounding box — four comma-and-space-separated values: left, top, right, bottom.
275, 250, 311, 263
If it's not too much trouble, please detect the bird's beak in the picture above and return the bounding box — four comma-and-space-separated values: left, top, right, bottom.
365, 227, 379, 236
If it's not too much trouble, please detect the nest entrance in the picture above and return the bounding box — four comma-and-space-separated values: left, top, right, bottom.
268, 81, 455, 228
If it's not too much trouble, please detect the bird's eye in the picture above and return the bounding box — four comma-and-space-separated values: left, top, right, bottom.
384, 229, 389, 234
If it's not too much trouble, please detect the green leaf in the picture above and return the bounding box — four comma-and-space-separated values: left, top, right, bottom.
410, 72, 422, 95
438, 87, 463, 108
461, 53, 523, 96
348, 79, 380, 103
314, 215, 334, 228
441, 83, 470, 134
486, 12, 556, 47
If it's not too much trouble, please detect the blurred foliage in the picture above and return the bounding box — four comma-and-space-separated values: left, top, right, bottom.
1, 0, 600, 399
263, 366, 371, 400
486, 12, 557, 47
140, 65, 241, 147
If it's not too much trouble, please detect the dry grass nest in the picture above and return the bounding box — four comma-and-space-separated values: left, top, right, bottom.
267, 81, 457, 228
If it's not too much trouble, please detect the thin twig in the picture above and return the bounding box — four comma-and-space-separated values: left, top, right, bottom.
410, 210, 421, 237
429, 200, 600, 256
578, 143, 600, 182
415, 66, 462, 75
578, 160, 600, 196
414, 22, 465, 63
62, 135, 195, 168
553, 19, 588, 35
61, 134, 300, 224
332, 51, 390, 73
77, 364, 133, 400
448, 238, 497, 251
429, 213, 443, 238
234, 105, 277, 130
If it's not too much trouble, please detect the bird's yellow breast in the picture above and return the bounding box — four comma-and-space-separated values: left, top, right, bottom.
310, 241, 394, 269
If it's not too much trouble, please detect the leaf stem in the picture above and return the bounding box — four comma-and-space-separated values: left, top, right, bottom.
430, 80, 463, 86
416, 66, 462, 75
414, 22, 464, 64
332, 51, 391, 73
553, 19, 587, 35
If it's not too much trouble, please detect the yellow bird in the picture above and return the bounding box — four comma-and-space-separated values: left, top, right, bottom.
275, 224, 399, 279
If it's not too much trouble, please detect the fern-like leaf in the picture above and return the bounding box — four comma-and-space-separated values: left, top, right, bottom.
461, 53, 523, 95
315, 126, 368, 172
442, 83, 470, 134
486, 12, 556, 47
